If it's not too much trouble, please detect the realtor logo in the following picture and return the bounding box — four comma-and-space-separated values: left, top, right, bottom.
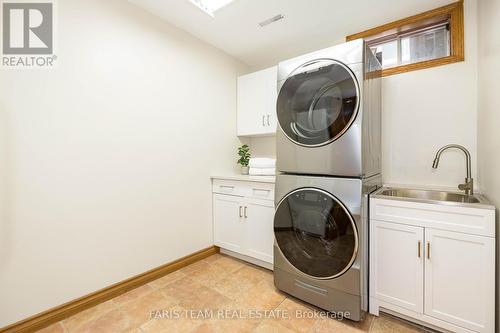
1, 1, 56, 68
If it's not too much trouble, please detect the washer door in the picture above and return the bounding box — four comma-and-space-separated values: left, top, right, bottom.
274, 188, 358, 279
277, 59, 359, 147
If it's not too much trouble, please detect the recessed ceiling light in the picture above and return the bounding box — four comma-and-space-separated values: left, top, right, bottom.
189, 0, 235, 17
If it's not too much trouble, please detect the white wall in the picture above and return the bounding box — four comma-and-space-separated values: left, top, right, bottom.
0, 0, 246, 326
246, 137, 276, 158
382, 0, 478, 189
476, 0, 500, 324
478, 0, 500, 212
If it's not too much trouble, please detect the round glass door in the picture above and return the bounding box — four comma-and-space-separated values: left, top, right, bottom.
274, 188, 358, 279
277, 59, 359, 147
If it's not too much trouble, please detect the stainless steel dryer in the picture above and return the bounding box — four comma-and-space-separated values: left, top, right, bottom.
273, 174, 380, 321
276, 39, 382, 178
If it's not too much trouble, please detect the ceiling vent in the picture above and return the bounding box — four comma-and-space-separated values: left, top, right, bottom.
258, 14, 284, 27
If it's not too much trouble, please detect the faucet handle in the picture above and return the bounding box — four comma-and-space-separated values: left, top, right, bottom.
458, 178, 473, 195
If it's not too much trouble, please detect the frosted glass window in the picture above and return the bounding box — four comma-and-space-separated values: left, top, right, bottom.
401, 26, 449, 64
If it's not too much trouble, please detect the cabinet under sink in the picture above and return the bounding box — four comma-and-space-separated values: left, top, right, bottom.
369, 188, 495, 333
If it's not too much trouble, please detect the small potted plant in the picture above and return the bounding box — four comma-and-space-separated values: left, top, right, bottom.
237, 144, 251, 175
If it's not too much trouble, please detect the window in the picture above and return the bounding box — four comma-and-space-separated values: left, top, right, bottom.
370, 23, 450, 68
346, 1, 464, 76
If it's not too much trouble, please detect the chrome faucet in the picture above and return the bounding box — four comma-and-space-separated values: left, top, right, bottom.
432, 144, 473, 195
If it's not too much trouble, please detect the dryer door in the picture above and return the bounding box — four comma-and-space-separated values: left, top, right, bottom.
274, 188, 358, 279
277, 59, 359, 147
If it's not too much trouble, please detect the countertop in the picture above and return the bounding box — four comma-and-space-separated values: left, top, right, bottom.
211, 175, 276, 183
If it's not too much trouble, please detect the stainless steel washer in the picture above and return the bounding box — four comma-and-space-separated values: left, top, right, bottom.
273, 174, 380, 321
276, 39, 382, 178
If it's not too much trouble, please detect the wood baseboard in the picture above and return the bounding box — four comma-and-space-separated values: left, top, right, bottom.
0, 246, 219, 333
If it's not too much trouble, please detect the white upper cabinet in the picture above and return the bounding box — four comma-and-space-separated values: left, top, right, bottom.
237, 66, 277, 136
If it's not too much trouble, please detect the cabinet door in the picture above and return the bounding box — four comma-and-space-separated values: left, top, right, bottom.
371, 221, 424, 313
424, 229, 495, 332
243, 198, 274, 263
263, 66, 278, 134
237, 66, 277, 136
213, 194, 244, 254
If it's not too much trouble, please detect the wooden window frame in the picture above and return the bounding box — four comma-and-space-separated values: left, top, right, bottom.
346, 1, 464, 77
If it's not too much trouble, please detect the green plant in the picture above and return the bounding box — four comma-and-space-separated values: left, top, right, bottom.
237, 144, 251, 167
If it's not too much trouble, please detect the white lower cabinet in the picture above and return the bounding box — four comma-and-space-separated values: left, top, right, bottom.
370, 198, 495, 333
212, 178, 274, 265
244, 198, 274, 263
213, 193, 245, 254
371, 221, 424, 313
424, 229, 495, 332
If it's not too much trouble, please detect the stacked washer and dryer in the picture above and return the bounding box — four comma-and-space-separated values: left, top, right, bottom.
273, 39, 382, 321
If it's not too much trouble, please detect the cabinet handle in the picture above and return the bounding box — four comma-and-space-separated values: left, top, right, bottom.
262, 115, 265, 126
220, 185, 234, 192
267, 114, 270, 126
239, 206, 243, 218
244, 206, 248, 218
427, 242, 431, 259
253, 188, 271, 196
418, 241, 421, 258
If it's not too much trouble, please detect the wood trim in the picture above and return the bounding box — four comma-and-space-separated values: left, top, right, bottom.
0, 246, 220, 333
378, 55, 462, 77
346, 1, 464, 76
346, 1, 462, 41
449, 0, 464, 61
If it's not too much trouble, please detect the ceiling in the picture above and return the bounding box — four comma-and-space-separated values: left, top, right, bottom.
129, 0, 456, 69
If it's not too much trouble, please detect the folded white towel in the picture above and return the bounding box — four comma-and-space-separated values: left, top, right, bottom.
249, 158, 276, 168
249, 167, 276, 176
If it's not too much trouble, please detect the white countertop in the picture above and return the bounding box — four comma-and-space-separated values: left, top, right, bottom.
211, 174, 276, 183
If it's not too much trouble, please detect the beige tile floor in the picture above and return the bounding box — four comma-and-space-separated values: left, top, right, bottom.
37, 254, 431, 333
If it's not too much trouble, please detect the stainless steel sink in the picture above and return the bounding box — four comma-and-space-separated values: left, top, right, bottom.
373, 187, 492, 207
379, 188, 480, 203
